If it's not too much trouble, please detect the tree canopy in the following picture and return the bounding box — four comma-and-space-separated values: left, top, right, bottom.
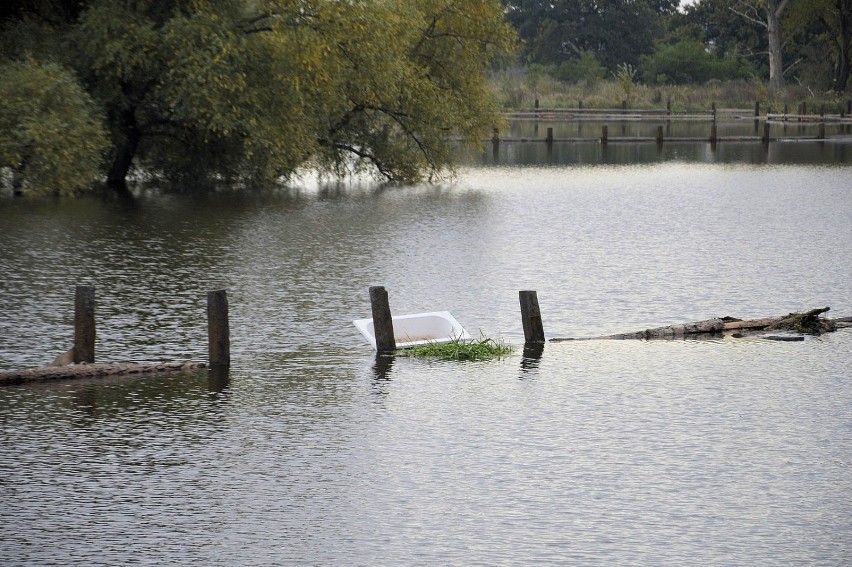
0, 0, 514, 194
502, 0, 850, 92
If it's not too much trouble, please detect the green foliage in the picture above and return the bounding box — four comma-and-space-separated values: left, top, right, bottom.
557, 51, 607, 84
503, 0, 663, 71
1, 0, 515, 189
398, 335, 514, 361
612, 63, 637, 106
0, 59, 108, 195
639, 39, 757, 85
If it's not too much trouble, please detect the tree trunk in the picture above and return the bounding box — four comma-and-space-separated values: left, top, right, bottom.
766, 0, 788, 94
835, 0, 852, 91
107, 104, 141, 185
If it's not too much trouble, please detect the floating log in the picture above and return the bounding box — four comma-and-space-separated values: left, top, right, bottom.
550, 308, 842, 341
0, 361, 207, 385
766, 307, 835, 334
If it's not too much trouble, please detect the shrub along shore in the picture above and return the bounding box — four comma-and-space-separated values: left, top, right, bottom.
492, 73, 852, 115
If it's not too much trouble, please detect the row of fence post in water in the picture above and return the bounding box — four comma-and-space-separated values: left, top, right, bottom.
62, 285, 547, 368
494, 99, 850, 149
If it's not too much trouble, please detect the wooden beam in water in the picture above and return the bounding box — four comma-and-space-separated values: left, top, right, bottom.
519, 290, 545, 345
369, 286, 396, 353
207, 290, 230, 366
74, 285, 95, 364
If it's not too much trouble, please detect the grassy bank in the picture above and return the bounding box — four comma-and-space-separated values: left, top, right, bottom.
492, 70, 852, 114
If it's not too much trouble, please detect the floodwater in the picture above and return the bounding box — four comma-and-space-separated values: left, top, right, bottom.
2, 136, 851, 565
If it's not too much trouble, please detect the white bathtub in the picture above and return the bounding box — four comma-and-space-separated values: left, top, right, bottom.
353, 311, 471, 349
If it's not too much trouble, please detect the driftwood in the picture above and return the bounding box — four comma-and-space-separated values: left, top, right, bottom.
0, 361, 207, 386
551, 307, 845, 342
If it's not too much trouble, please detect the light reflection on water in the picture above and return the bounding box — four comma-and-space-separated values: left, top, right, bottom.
1, 158, 851, 564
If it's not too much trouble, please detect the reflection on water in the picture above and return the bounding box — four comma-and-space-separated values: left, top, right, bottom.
1, 150, 852, 564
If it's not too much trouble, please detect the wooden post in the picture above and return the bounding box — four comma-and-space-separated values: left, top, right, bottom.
621, 100, 627, 110
601, 125, 608, 145
546, 127, 553, 148
783, 103, 788, 115
711, 101, 716, 118
579, 99, 583, 110
369, 286, 396, 353
534, 98, 539, 111
666, 97, 671, 115
847, 99, 851, 114
755, 101, 760, 116
74, 285, 95, 364
207, 290, 230, 366
710, 121, 718, 144
656, 125, 664, 146
763, 121, 771, 144
519, 291, 545, 345
818, 122, 826, 140
491, 127, 499, 158
802, 101, 808, 115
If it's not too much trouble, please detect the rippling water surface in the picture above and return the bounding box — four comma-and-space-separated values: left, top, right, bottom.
2, 159, 851, 564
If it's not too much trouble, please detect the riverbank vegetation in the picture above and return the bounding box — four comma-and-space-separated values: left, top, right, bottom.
496, 0, 851, 112
0, 0, 513, 195
1, 0, 850, 196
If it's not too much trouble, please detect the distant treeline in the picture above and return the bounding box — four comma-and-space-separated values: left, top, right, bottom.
501, 0, 851, 93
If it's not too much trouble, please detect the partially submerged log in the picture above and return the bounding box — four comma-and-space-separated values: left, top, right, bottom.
550, 307, 844, 342
0, 361, 207, 386
765, 307, 835, 334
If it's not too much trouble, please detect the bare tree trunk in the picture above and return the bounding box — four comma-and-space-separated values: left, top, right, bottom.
767, 0, 790, 94
732, 0, 790, 95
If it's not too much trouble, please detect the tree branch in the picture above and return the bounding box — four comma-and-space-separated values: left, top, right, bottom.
730, 2, 767, 29
331, 143, 394, 180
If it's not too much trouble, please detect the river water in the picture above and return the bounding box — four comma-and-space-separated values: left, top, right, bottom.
2, 136, 851, 564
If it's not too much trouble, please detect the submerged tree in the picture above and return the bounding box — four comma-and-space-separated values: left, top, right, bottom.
0, 59, 108, 196
0, 0, 514, 191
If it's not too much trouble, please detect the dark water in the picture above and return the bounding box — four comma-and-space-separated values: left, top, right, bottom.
2, 147, 851, 564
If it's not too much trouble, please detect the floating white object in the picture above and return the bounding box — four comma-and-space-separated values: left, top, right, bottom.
353, 311, 471, 350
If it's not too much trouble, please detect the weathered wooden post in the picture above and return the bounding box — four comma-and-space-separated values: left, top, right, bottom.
710, 121, 718, 145
578, 99, 583, 110
666, 97, 672, 115
519, 291, 545, 346
763, 121, 771, 144
207, 290, 230, 366
711, 101, 716, 118
783, 103, 788, 115
755, 101, 760, 116
818, 121, 826, 140
369, 286, 396, 353
601, 125, 608, 145
546, 127, 553, 149
656, 125, 664, 146
74, 285, 95, 364
491, 127, 499, 158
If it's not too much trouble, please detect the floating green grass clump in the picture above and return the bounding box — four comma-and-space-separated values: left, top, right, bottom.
398, 335, 513, 361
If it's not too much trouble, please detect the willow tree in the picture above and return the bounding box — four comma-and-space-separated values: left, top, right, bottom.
0, 59, 108, 196
1, 0, 514, 190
